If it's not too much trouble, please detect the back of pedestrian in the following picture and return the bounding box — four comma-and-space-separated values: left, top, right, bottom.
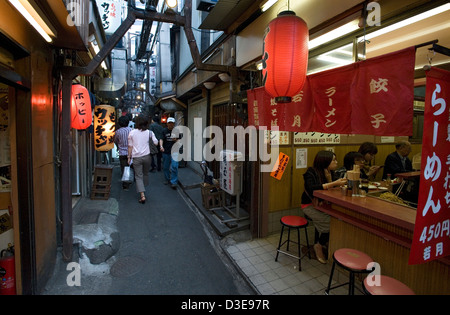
114, 115, 132, 190
127, 115, 158, 204
149, 115, 164, 172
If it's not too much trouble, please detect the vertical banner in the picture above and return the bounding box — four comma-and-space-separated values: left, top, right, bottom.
352, 46, 416, 136
247, 82, 313, 132
309, 64, 355, 134
409, 67, 450, 265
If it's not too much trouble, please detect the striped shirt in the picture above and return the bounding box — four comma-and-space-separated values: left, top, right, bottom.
114, 126, 132, 156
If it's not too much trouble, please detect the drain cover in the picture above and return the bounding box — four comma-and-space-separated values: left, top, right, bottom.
110, 256, 145, 277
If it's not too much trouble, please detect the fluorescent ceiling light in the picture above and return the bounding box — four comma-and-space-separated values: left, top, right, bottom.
261, 0, 277, 12
317, 55, 353, 65
90, 42, 108, 70
309, 20, 360, 50
8, 0, 54, 43
360, 3, 450, 41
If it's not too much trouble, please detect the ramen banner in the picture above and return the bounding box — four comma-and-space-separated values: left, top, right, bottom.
409, 67, 450, 265
247, 47, 416, 136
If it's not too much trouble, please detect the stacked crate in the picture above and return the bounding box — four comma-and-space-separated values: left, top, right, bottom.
90, 165, 114, 200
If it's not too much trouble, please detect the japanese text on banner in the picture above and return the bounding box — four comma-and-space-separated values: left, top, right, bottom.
409, 67, 450, 265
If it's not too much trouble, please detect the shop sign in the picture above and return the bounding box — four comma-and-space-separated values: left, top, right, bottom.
94, 105, 116, 151
409, 67, 450, 265
96, 0, 122, 35
248, 46, 415, 136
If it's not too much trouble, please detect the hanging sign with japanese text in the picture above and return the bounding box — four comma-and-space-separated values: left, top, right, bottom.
94, 105, 116, 151
409, 67, 450, 265
247, 47, 416, 136
270, 153, 289, 180
96, 0, 122, 35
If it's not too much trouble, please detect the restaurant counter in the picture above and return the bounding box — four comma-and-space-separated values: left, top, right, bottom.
313, 188, 450, 295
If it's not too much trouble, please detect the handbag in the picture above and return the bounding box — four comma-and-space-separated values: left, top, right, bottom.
122, 165, 134, 183
149, 130, 158, 155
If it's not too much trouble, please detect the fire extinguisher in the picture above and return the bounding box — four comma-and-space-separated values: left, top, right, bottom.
0, 244, 16, 295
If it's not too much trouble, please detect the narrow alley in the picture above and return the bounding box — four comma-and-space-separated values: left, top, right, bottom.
42, 163, 256, 295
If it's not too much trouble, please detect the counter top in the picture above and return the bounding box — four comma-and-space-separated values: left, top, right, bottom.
313, 188, 416, 231
395, 171, 421, 179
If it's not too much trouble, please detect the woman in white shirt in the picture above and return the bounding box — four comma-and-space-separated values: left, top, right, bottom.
128, 115, 158, 204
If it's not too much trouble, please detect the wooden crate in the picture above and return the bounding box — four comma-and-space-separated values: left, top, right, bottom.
90, 165, 114, 200
93, 164, 114, 185
201, 183, 225, 210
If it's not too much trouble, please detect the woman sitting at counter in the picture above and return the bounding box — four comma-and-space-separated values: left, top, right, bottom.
301, 150, 347, 264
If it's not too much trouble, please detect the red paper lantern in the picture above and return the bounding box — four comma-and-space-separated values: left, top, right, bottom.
71, 84, 92, 130
262, 11, 309, 103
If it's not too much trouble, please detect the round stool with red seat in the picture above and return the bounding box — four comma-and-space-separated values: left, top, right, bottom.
275, 216, 311, 271
325, 248, 374, 295
363, 275, 415, 295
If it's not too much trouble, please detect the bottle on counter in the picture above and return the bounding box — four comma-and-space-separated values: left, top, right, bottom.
386, 174, 392, 184
386, 174, 392, 192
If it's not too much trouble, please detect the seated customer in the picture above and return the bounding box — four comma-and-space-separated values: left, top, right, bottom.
382, 140, 413, 180
358, 142, 382, 180
301, 150, 347, 264
335, 151, 365, 179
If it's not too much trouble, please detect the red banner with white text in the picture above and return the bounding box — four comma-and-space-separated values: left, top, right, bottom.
247, 47, 416, 136
409, 67, 450, 265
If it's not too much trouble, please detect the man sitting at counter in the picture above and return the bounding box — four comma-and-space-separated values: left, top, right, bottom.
382, 140, 413, 180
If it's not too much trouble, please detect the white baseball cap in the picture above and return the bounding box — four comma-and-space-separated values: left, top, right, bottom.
167, 117, 175, 123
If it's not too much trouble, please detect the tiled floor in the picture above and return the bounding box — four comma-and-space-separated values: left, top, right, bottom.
224, 231, 360, 295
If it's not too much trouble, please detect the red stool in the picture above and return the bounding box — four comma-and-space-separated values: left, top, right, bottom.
275, 216, 311, 271
325, 248, 374, 295
363, 275, 415, 295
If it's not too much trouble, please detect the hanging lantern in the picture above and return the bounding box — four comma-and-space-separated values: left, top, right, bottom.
94, 105, 116, 151
71, 84, 92, 130
262, 11, 309, 103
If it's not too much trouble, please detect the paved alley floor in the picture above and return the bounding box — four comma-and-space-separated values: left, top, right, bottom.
42, 163, 255, 295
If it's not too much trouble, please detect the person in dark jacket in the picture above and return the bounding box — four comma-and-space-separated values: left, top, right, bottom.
382, 140, 413, 180
301, 150, 347, 263
334, 151, 365, 179
149, 115, 164, 172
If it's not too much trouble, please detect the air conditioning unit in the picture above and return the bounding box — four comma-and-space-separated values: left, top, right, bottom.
197, 0, 218, 12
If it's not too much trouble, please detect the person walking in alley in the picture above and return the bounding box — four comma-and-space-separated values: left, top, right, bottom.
114, 115, 132, 190
128, 115, 159, 204
160, 117, 182, 189
149, 115, 164, 172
